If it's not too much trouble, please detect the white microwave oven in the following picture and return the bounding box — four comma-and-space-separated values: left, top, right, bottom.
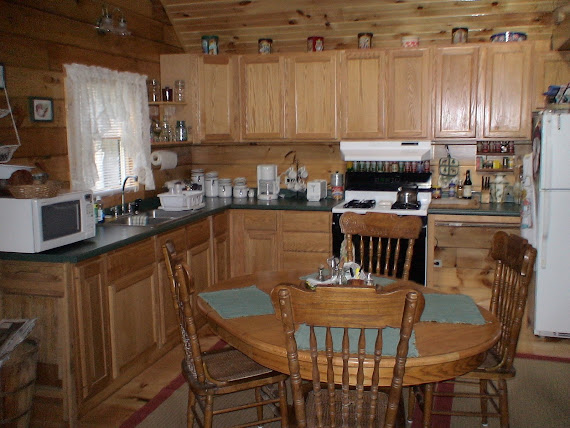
0, 190, 96, 253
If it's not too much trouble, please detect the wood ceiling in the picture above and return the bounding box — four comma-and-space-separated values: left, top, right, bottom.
159, 0, 566, 54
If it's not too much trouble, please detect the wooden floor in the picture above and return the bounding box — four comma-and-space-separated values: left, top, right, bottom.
76, 321, 569, 428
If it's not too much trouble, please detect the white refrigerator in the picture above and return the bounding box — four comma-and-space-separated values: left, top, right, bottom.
527, 110, 570, 338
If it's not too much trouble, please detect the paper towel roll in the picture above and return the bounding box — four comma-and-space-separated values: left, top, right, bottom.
151, 151, 178, 170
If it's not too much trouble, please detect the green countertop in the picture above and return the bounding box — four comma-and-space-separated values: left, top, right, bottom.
0, 196, 338, 263
0, 195, 519, 264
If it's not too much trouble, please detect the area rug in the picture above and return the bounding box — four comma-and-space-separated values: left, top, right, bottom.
120, 353, 570, 428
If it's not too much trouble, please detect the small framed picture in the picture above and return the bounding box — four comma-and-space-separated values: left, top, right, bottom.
29, 97, 54, 122
0, 63, 5, 89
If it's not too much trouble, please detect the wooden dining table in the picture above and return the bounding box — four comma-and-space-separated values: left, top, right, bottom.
197, 270, 501, 387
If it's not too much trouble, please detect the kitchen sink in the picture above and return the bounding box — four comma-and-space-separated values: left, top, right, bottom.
103, 209, 193, 227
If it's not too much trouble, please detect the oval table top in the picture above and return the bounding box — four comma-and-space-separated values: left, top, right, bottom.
197, 270, 501, 386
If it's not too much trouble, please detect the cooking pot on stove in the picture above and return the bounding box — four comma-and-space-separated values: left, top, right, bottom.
396, 184, 418, 205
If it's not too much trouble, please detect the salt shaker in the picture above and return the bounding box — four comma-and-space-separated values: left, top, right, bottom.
365, 272, 374, 287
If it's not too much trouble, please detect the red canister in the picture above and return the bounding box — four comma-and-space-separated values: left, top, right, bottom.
307, 36, 324, 52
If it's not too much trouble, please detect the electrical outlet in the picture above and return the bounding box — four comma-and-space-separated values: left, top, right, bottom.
433, 259, 442, 267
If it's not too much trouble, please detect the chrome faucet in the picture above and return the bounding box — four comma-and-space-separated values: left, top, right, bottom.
121, 175, 138, 214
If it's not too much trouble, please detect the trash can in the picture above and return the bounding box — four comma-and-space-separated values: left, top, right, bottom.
0, 339, 38, 428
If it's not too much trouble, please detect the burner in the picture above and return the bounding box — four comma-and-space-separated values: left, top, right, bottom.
343, 199, 376, 209
391, 201, 421, 210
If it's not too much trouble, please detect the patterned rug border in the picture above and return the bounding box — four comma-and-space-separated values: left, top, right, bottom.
119, 345, 568, 428
119, 339, 227, 428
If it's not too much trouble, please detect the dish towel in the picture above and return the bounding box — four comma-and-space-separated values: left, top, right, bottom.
294, 324, 419, 357
199, 285, 274, 319
520, 153, 537, 248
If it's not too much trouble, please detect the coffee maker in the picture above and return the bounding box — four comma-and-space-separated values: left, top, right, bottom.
257, 164, 280, 200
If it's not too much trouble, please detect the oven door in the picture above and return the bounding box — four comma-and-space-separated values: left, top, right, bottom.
332, 212, 427, 285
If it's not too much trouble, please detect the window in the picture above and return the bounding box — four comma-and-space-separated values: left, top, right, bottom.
64, 63, 155, 192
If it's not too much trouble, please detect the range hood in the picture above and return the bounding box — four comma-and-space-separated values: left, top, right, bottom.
340, 141, 433, 161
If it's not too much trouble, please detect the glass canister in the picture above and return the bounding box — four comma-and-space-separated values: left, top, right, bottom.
174, 80, 185, 102
159, 119, 173, 142
147, 79, 161, 102
175, 121, 188, 142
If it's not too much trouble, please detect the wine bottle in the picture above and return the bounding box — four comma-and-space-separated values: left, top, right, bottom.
463, 170, 473, 199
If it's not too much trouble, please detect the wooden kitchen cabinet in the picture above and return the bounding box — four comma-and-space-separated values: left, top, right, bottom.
434, 46, 480, 139
281, 211, 332, 270
73, 257, 112, 401
155, 227, 187, 346
427, 214, 520, 308
386, 48, 431, 139
212, 211, 231, 282
196, 54, 240, 143
231, 210, 279, 276
107, 239, 159, 379
532, 49, 570, 110
186, 218, 213, 293
339, 50, 386, 139
239, 54, 286, 141
482, 43, 532, 139
286, 52, 339, 141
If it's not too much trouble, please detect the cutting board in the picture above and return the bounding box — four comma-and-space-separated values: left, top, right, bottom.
430, 197, 481, 209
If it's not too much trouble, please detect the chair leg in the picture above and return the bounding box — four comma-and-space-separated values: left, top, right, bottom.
422, 383, 434, 428
187, 389, 196, 428
278, 379, 289, 427
255, 386, 263, 421
407, 386, 416, 424
204, 394, 214, 428
480, 379, 489, 426
498, 379, 510, 428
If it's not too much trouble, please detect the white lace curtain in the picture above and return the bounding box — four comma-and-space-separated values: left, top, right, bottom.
64, 63, 155, 191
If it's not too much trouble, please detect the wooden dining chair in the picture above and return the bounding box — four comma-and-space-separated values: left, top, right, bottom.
339, 212, 423, 280
411, 231, 537, 428
162, 240, 289, 428
271, 283, 425, 427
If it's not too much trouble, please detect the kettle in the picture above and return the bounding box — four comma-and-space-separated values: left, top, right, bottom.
396, 184, 418, 205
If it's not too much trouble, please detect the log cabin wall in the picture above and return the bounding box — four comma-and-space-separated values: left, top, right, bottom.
0, 0, 184, 206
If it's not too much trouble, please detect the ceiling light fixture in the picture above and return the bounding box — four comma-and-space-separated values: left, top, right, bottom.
95, 4, 131, 36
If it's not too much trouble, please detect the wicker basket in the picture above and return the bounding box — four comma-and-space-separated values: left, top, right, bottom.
8, 181, 61, 199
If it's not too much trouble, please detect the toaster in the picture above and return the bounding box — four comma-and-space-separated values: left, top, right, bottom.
306, 179, 327, 201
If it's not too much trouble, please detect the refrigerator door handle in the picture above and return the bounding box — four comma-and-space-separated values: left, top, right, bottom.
540, 194, 550, 269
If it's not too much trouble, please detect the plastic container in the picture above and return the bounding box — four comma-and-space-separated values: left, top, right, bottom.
307, 36, 324, 52
158, 191, 204, 211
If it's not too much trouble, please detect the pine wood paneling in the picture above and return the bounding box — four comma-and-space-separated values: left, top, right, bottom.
160, 0, 558, 54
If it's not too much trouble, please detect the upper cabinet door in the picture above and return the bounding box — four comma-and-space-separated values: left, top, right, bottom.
386, 48, 431, 139
532, 50, 570, 110
239, 55, 286, 141
197, 55, 239, 143
340, 50, 386, 139
482, 43, 532, 139
287, 52, 338, 141
434, 46, 479, 139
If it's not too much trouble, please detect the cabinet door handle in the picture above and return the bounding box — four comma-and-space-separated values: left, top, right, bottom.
434, 222, 520, 228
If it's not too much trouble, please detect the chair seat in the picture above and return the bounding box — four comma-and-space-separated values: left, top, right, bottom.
305, 389, 389, 427
199, 348, 277, 382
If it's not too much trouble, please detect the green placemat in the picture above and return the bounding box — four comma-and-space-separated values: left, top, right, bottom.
420, 294, 486, 325
294, 324, 419, 357
199, 285, 274, 319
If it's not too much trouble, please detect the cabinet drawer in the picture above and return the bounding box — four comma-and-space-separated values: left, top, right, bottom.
243, 211, 277, 231
283, 251, 329, 271
156, 227, 187, 261
282, 232, 330, 253
281, 211, 331, 233
434, 222, 519, 248
107, 239, 155, 283
186, 218, 211, 247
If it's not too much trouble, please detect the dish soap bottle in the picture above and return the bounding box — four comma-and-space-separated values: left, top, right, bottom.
463, 170, 473, 199
95, 197, 105, 223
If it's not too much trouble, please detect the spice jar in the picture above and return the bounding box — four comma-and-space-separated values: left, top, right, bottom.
432, 186, 442, 199
175, 121, 187, 142
147, 79, 161, 102
174, 80, 185, 102
162, 86, 173, 102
